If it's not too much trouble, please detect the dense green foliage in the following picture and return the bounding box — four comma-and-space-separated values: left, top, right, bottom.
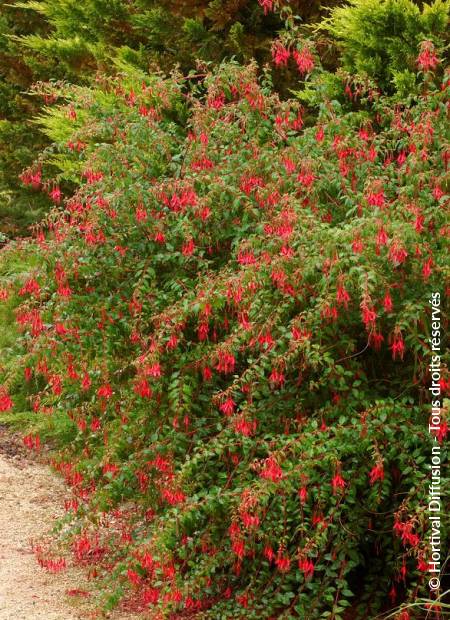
0, 0, 336, 236
0, 0, 449, 618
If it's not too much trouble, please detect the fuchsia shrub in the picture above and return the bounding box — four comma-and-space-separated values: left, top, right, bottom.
1, 53, 449, 618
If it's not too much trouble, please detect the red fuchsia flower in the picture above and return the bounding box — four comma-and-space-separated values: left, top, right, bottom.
269, 368, 285, 387
275, 552, 291, 573
397, 150, 407, 166
258, 0, 275, 14
202, 366, 212, 381
49, 186, 62, 203
127, 568, 142, 587
376, 226, 389, 246
241, 512, 260, 529
312, 511, 326, 529
135, 205, 147, 222
263, 545, 275, 563
234, 416, 257, 436
220, 397, 236, 416
103, 463, 119, 477
0, 287, 8, 301
369, 463, 384, 485
331, 473, 346, 493
81, 372, 91, 391
97, 383, 113, 399
144, 362, 161, 377
236, 593, 248, 608
58, 284, 72, 298
67, 363, 79, 380
433, 185, 444, 201
292, 111, 304, 130
283, 157, 296, 174
90, 417, 101, 432
315, 126, 324, 142
322, 304, 338, 322
191, 157, 214, 171
389, 242, 408, 266
413, 214, 424, 233
367, 190, 385, 208
154, 230, 165, 244
231, 539, 245, 559
208, 93, 225, 109
142, 587, 159, 606
23, 434, 40, 451
291, 326, 311, 341
298, 558, 315, 579
216, 351, 236, 374
19, 277, 40, 297
198, 322, 209, 341
293, 47, 315, 75
134, 379, 152, 398
271, 41, 290, 67
298, 486, 308, 504
336, 285, 350, 308
260, 456, 283, 483
383, 291, 393, 312
182, 238, 195, 256
422, 257, 433, 279
358, 127, 370, 141
391, 333, 405, 360
393, 518, 420, 548
50, 374, 62, 395
297, 171, 316, 187
352, 237, 364, 254
161, 488, 186, 505
166, 333, 178, 350
417, 40, 440, 72
240, 175, 265, 195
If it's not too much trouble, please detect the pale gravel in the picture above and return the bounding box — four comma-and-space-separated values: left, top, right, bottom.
0, 441, 140, 620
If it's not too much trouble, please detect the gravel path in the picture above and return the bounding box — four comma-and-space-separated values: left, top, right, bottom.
0, 429, 139, 620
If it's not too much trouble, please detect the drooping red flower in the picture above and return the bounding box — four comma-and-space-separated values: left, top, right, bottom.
336, 285, 350, 308
391, 334, 405, 360
376, 226, 389, 246
383, 291, 393, 312
293, 47, 315, 75
298, 486, 308, 504
260, 456, 283, 483
142, 587, 159, 606
81, 372, 91, 391
389, 242, 408, 266
417, 40, 439, 72
49, 186, 62, 203
422, 257, 433, 279
298, 557, 315, 578
369, 464, 384, 485
220, 397, 236, 416
134, 379, 152, 399
269, 368, 285, 387
182, 238, 195, 256
361, 305, 377, 327
97, 383, 113, 399
275, 553, 291, 572
216, 351, 236, 374
331, 473, 346, 493
271, 42, 290, 67
258, 0, 274, 14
